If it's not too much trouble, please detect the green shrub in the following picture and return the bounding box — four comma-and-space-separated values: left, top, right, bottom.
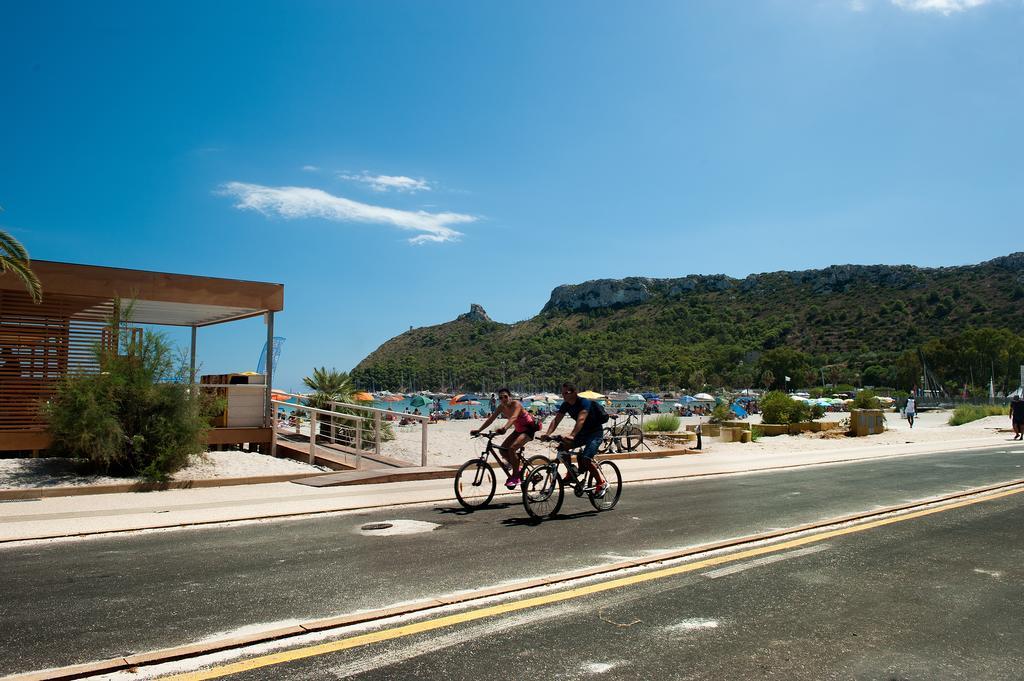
810, 404, 826, 420
760, 391, 810, 425
709, 403, 732, 424
644, 414, 681, 432
948, 404, 1009, 426
44, 305, 213, 480
852, 390, 881, 410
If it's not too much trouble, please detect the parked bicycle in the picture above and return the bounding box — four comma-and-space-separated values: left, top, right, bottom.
455, 432, 550, 510
521, 435, 622, 519
600, 412, 644, 453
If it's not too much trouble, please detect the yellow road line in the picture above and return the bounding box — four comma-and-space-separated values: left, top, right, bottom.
163, 485, 1024, 680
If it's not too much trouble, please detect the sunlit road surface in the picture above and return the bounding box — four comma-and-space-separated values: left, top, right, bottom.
3, 444, 1024, 678
188, 487, 1024, 681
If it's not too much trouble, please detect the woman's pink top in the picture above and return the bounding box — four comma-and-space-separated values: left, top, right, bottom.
513, 407, 536, 433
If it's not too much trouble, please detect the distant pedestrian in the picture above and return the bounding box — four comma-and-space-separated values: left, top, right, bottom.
1010, 395, 1024, 440
489, 393, 497, 412
905, 396, 916, 428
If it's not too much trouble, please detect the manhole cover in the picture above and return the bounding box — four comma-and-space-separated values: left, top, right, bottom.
356, 520, 440, 536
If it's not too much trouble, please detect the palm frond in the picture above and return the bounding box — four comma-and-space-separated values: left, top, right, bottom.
0, 230, 30, 262
0, 257, 43, 303
0, 229, 42, 303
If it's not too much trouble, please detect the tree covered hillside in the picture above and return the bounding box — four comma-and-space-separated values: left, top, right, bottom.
351, 254, 1024, 394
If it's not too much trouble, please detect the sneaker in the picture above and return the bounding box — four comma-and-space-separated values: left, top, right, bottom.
594, 481, 608, 498
505, 476, 521, 490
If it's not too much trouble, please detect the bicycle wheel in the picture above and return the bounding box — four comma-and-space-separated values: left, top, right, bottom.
522, 464, 563, 519
622, 424, 644, 452
521, 454, 551, 476
589, 460, 622, 511
454, 460, 496, 510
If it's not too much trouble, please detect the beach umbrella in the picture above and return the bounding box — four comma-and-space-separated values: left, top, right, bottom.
409, 395, 430, 408
627, 393, 645, 401
790, 394, 807, 401
694, 392, 714, 401
352, 391, 374, 402
578, 390, 605, 399
641, 392, 659, 400
380, 395, 403, 402
680, 395, 697, 403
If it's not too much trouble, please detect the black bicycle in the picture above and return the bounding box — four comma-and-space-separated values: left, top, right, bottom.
601, 412, 644, 453
521, 435, 622, 519
454, 432, 550, 510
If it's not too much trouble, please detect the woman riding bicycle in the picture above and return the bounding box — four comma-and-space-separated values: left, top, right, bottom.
470, 388, 540, 489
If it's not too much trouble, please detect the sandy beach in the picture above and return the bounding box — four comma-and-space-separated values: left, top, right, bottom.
379, 409, 1014, 467
1, 410, 1013, 491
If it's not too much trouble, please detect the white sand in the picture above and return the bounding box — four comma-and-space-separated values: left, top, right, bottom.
381, 409, 1015, 466
1, 410, 1013, 491
0, 451, 329, 490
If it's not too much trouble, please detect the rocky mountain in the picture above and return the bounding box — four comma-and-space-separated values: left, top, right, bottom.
352, 254, 1024, 393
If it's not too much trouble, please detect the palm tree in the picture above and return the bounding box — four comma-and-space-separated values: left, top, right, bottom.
302, 367, 353, 410
302, 367, 354, 439
0, 228, 42, 303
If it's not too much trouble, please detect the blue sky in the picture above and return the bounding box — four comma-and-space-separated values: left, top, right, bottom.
2, 0, 1022, 391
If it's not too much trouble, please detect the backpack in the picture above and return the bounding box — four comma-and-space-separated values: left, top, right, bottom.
589, 399, 611, 425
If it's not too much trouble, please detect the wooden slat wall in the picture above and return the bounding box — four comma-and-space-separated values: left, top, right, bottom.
0, 291, 113, 431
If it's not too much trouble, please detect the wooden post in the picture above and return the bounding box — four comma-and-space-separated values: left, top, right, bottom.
374, 411, 381, 459
189, 326, 197, 385
421, 419, 428, 467
356, 417, 363, 469
309, 411, 317, 465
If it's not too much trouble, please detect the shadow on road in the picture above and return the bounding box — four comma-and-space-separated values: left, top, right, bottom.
433, 503, 515, 516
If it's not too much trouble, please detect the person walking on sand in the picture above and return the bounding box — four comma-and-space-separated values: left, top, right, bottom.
905, 395, 916, 428
1010, 394, 1024, 440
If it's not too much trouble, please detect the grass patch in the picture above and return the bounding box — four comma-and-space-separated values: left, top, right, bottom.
643, 414, 681, 432
948, 404, 1009, 426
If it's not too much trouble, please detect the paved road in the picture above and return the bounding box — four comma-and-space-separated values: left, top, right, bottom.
237, 487, 1024, 681
2, 443, 1023, 676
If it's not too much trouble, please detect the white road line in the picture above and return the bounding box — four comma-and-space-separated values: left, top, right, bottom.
701, 544, 830, 579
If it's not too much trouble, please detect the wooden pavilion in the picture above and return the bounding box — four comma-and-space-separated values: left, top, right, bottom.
0, 260, 283, 453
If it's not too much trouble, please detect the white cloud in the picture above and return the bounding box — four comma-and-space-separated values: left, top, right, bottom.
339, 172, 432, 193
301, 165, 319, 172
219, 182, 474, 244
891, 0, 989, 14
849, 0, 867, 11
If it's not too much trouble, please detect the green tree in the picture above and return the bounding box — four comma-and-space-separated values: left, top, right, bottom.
0, 228, 42, 303
303, 367, 353, 410
45, 303, 210, 479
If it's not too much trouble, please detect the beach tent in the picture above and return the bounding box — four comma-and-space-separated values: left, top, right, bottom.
694, 392, 714, 401
380, 395, 403, 402
641, 392, 659, 400
680, 395, 697, 403
409, 395, 430, 408
730, 403, 748, 418
578, 390, 605, 399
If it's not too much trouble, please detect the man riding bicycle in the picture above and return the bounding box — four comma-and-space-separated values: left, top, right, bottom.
539, 383, 608, 497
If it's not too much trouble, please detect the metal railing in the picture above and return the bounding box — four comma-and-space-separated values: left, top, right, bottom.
271, 393, 429, 469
